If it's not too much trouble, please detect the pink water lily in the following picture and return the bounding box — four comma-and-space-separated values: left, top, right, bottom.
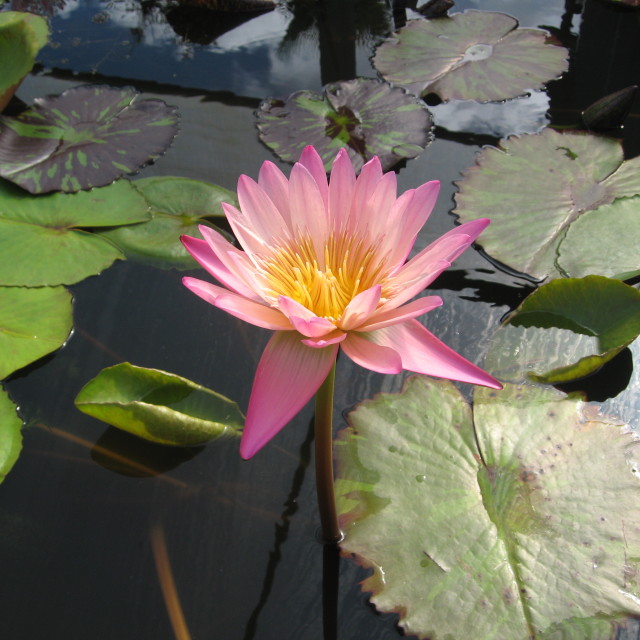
182, 146, 501, 459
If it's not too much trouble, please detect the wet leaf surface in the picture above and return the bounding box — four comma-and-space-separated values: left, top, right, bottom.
373, 11, 568, 102
0, 285, 73, 380
75, 363, 244, 446
0, 85, 179, 193
256, 78, 433, 172
0, 387, 22, 484
336, 376, 640, 640
454, 128, 640, 280
0, 179, 150, 286
97, 176, 236, 268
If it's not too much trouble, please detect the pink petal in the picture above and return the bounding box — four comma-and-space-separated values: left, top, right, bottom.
359, 295, 442, 332
181, 234, 257, 300
302, 330, 347, 347
347, 155, 383, 234
258, 161, 290, 223
298, 145, 329, 207
278, 296, 337, 338
368, 320, 502, 389
328, 148, 356, 231
365, 171, 398, 233
222, 202, 271, 257
241, 332, 339, 459
182, 278, 291, 330
341, 332, 402, 374
339, 285, 382, 331
288, 162, 328, 259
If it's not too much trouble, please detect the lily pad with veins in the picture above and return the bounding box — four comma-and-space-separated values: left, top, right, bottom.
256, 78, 433, 172
0, 85, 179, 194
336, 376, 640, 639
453, 128, 640, 281
373, 11, 569, 103
0, 388, 22, 485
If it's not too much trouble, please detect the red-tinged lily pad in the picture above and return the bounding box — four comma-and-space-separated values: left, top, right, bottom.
0, 285, 73, 380
75, 363, 244, 446
0, 11, 49, 112
336, 376, 640, 639
454, 128, 640, 281
485, 276, 640, 384
0, 179, 150, 286
0, 387, 22, 484
0, 85, 179, 194
256, 78, 433, 172
97, 176, 236, 269
372, 11, 569, 102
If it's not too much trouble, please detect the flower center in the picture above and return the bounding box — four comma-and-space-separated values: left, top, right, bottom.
261, 233, 385, 322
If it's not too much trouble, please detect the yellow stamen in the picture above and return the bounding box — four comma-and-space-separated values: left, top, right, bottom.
260, 233, 386, 323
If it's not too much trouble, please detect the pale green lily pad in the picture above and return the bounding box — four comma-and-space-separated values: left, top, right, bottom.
75, 363, 244, 446
0, 179, 150, 286
372, 11, 568, 102
256, 77, 433, 172
454, 128, 640, 280
0, 387, 22, 484
336, 376, 640, 640
0, 85, 179, 194
485, 276, 640, 384
557, 196, 640, 280
97, 176, 236, 268
0, 285, 73, 380
0, 12, 48, 109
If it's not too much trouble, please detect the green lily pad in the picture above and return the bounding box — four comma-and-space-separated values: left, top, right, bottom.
256, 77, 433, 172
489, 276, 640, 384
372, 11, 568, 102
0, 85, 179, 194
0, 179, 150, 286
336, 376, 640, 640
0, 285, 73, 380
0, 12, 48, 110
75, 363, 244, 446
96, 176, 236, 268
0, 387, 22, 484
454, 128, 640, 281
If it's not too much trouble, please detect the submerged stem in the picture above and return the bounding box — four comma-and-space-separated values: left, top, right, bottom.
314, 362, 342, 543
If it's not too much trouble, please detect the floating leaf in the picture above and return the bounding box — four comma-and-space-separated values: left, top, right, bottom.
488, 276, 640, 384
0, 12, 48, 111
75, 363, 244, 446
336, 376, 640, 640
454, 128, 640, 280
0, 179, 150, 286
0, 285, 73, 379
582, 86, 638, 131
97, 176, 236, 268
372, 11, 568, 102
256, 78, 433, 172
0, 85, 179, 194
0, 387, 22, 484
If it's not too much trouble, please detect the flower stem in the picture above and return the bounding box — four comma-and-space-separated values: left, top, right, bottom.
314, 362, 342, 543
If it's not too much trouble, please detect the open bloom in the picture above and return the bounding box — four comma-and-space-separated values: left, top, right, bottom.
182, 146, 501, 459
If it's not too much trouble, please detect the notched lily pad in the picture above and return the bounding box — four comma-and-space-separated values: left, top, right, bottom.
373, 11, 568, 102
0, 285, 73, 380
0, 85, 179, 193
0, 387, 22, 484
97, 176, 236, 268
256, 77, 433, 172
0, 179, 150, 286
336, 376, 640, 640
491, 276, 640, 384
454, 128, 640, 281
75, 363, 244, 446
0, 11, 49, 111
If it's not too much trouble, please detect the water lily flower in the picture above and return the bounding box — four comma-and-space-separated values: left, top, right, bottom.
182, 146, 501, 459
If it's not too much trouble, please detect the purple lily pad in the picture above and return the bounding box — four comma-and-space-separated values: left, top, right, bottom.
0, 85, 179, 194
256, 78, 433, 172
373, 11, 569, 103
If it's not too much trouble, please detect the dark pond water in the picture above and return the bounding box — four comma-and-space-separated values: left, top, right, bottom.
1, 1, 640, 639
